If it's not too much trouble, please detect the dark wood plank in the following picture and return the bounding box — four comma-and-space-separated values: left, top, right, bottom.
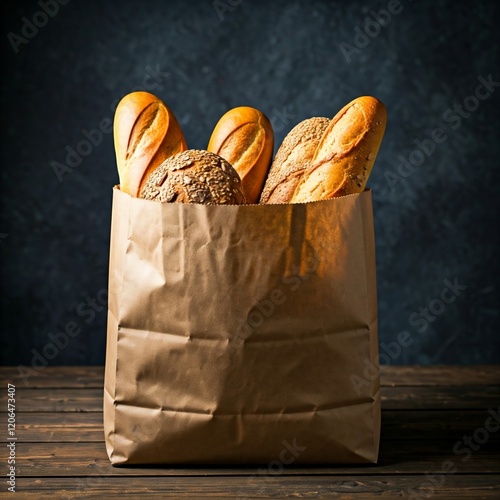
380, 386, 500, 410
1, 365, 499, 389
6, 441, 500, 477
1, 366, 498, 500
11, 412, 104, 442
2, 385, 499, 412
0, 388, 104, 412
9, 410, 500, 443
0, 366, 104, 389
380, 365, 500, 387
12, 475, 500, 498
381, 409, 500, 440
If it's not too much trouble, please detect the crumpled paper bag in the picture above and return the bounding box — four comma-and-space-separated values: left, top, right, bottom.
104, 186, 380, 465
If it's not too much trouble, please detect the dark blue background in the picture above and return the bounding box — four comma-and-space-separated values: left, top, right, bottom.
1, 0, 499, 366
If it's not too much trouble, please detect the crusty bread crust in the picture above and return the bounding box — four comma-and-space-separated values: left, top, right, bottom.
260, 117, 330, 204
291, 96, 386, 203
139, 149, 246, 205
207, 106, 273, 204
114, 91, 187, 197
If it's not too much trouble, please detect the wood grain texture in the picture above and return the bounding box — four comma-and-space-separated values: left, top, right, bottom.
2, 365, 499, 389
0, 366, 105, 388
0, 366, 499, 498
9, 441, 500, 477
2, 385, 498, 412
11, 475, 500, 498
10, 410, 500, 443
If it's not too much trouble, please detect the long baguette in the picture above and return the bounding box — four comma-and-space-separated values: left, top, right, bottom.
113, 91, 187, 197
291, 96, 387, 203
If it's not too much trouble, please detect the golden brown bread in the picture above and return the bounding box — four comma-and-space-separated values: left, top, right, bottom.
291, 96, 387, 203
259, 117, 330, 204
139, 149, 246, 205
207, 106, 274, 204
113, 91, 187, 197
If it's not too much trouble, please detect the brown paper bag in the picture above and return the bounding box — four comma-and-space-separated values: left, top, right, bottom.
104, 187, 380, 465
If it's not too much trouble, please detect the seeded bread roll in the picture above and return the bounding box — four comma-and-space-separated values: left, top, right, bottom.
291, 96, 387, 203
207, 106, 274, 204
114, 91, 187, 197
259, 117, 330, 204
139, 149, 246, 205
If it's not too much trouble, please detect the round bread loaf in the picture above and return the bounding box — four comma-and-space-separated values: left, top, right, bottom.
139, 149, 246, 205
259, 117, 330, 204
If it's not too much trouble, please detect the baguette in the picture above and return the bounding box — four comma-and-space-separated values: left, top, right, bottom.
113, 91, 187, 197
259, 117, 330, 204
291, 96, 387, 203
207, 106, 274, 204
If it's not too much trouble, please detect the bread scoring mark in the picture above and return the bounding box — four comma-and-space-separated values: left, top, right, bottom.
126, 101, 164, 160
218, 122, 262, 173
314, 104, 369, 167
260, 117, 329, 204
290, 97, 386, 202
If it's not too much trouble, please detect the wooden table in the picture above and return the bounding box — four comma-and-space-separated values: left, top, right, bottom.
0, 366, 499, 499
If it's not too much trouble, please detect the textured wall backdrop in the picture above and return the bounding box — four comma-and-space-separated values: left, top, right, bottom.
1, 0, 499, 366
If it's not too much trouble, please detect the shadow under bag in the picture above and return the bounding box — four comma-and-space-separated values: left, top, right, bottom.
104, 187, 380, 465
